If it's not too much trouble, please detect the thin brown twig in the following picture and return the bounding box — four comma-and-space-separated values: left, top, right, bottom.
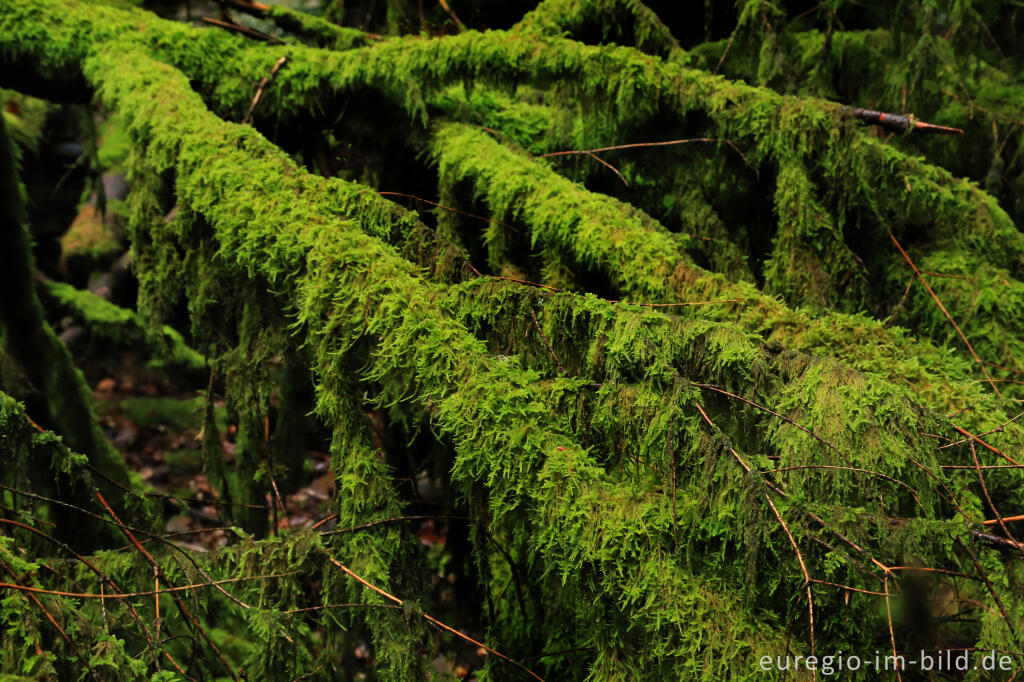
242, 55, 287, 125
95, 492, 242, 682
610, 298, 743, 307
530, 307, 565, 373
952, 425, 1021, 466
668, 426, 678, 555
946, 392, 994, 418
0, 560, 104, 682
889, 233, 1002, 397
541, 137, 748, 166
969, 440, 1019, 546
84, 459, 270, 509
961, 543, 1022, 647
761, 465, 924, 509
942, 464, 1024, 470
0, 518, 190, 675
939, 409, 1024, 449
979, 359, 1024, 376
289, 663, 326, 682
983, 514, 1024, 526
886, 566, 976, 579
284, 603, 401, 614
0, 574, 294, 600
200, 16, 283, 43
219, 0, 270, 11
811, 579, 887, 597
310, 513, 338, 530
713, 30, 736, 75
378, 191, 522, 233
692, 382, 869, 490
437, 0, 465, 30
692, 397, 894, 576
326, 555, 546, 681
319, 514, 468, 537
0, 481, 253, 607
580, 150, 628, 185
693, 400, 816, 674
884, 577, 904, 682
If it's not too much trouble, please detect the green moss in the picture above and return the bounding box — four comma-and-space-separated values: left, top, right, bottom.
119, 396, 202, 432
41, 280, 206, 372
3, 0, 1024, 678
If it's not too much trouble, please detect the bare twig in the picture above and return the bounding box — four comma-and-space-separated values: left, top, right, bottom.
319, 514, 468, 537
530, 307, 565, 373
200, 16, 283, 43
952, 425, 1021, 466
95, 492, 242, 682
326, 555, 546, 681
378, 190, 522, 233
0, 574, 294, 600
437, 0, 465, 31
541, 137, 748, 166
884, 577, 904, 682
242, 55, 287, 125
890, 233, 1002, 397
844, 107, 963, 135
983, 514, 1024, 526
693, 400, 816, 675
581, 150, 628, 185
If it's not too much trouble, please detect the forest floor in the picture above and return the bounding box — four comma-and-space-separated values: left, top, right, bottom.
62, 310, 485, 677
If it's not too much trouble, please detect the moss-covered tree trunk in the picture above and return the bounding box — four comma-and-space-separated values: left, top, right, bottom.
0, 110, 129, 550
2, 0, 1024, 679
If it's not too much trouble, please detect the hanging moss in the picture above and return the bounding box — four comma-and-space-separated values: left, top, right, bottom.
2, 1, 1024, 679
40, 280, 206, 372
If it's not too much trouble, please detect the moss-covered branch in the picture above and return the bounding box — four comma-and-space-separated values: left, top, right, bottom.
3, 0, 1024, 678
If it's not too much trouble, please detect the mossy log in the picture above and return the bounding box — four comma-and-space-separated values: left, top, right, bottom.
2, 0, 1024, 679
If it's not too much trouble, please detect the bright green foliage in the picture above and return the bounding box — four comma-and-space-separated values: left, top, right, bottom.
41, 280, 206, 372
2, 0, 1024, 680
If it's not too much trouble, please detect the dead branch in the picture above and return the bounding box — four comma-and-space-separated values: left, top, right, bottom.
844, 107, 963, 135
242, 55, 287, 125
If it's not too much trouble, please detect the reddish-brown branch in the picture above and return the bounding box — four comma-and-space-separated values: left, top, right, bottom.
437, 0, 465, 30
529, 307, 566, 374
952, 425, 1021, 466
693, 382, 869, 489
983, 514, 1024, 525
285, 603, 401, 615
540, 137, 748, 166
693, 399, 894, 576
219, 0, 270, 11
694, 400, 816, 672
242, 55, 287, 125
580, 150, 628, 185
946, 392, 995, 418
941, 410, 1024, 449
378, 191, 522, 233
0, 574, 291, 600
200, 16, 283, 43
969, 441, 1019, 546
310, 513, 338, 530
890, 234, 1002, 396
95, 492, 242, 682
811, 579, 888, 597
761, 464, 924, 510
884, 577, 904, 682
844, 107, 963, 135
0, 517, 161, 652
942, 464, 1024, 470
326, 555, 545, 681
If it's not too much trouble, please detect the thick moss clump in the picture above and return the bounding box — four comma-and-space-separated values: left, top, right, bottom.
1, 1, 1024, 680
